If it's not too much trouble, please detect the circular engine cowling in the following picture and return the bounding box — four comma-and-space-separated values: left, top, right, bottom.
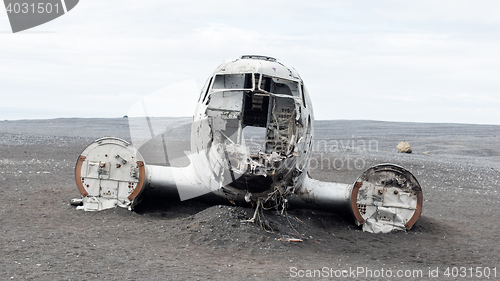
74, 137, 145, 211
350, 164, 423, 233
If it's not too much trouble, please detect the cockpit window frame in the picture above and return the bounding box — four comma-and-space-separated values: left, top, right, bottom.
300, 83, 306, 108
203, 73, 306, 108
211, 73, 255, 92
204, 73, 256, 103
201, 76, 213, 102
257, 75, 300, 98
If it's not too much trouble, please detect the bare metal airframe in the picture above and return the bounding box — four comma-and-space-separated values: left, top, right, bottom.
72, 55, 422, 233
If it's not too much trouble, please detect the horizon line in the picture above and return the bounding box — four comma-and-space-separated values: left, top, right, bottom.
1, 116, 499, 127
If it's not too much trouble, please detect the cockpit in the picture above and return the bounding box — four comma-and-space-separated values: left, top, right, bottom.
200, 72, 304, 156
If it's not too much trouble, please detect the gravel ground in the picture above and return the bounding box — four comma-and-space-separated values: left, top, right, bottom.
1, 118, 499, 280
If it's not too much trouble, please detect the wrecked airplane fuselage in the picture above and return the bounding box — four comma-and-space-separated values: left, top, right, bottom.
73, 55, 422, 233
190, 55, 313, 207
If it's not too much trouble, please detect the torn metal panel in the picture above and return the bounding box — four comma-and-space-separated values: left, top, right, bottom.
207, 91, 244, 112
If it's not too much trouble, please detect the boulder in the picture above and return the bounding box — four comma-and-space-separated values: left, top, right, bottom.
397, 141, 412, 153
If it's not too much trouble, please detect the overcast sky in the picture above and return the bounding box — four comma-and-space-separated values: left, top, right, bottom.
1, 0, 499, 124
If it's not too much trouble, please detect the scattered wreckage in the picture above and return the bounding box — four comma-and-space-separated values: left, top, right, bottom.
72, 55, 422, 233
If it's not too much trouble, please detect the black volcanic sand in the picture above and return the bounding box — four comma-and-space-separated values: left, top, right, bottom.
1, 118, 499, 280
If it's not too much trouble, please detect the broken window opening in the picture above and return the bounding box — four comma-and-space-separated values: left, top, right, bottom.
242, 126, 266, 156
258, 75, 299, 97
219, 119, 240, 145
212, 73, 254, 91
265, 96, 296, 155
202, 76, 213, 102
243, 91, 270, 128
301, 83, 307, 108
